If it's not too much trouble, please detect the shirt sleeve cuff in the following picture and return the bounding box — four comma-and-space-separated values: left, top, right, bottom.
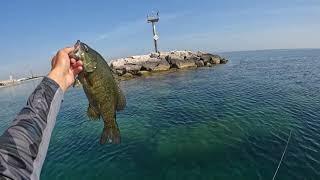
43, 76, 61, 92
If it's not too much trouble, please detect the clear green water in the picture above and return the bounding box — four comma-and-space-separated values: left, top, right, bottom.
1, 49, 320, 179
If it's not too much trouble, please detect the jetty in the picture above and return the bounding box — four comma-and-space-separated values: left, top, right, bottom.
110, 50, 228, 80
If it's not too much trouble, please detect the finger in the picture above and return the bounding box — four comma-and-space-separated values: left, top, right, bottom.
71, 60, 83, 69
72, 66, 83, 76
76, 60, 83, 66
70, 58, 76, 64
61, 46, 75, 54
56, 47, 75, 58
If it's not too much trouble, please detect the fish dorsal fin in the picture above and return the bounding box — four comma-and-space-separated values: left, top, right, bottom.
116, 83, 126, 111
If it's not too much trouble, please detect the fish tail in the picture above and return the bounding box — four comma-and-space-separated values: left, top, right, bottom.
100, 125, 121, 144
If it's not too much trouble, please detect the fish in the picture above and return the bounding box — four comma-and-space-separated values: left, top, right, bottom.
69, 40, 126, 144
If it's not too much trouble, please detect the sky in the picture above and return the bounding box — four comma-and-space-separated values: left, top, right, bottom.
0, 0, 320, 79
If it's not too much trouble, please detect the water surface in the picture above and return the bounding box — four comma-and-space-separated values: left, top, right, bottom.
1, 49, 320, 179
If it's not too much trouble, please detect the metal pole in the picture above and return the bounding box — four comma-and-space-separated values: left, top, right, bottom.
152, 22, 158, 53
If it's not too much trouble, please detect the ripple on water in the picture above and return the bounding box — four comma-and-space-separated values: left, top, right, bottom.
2, 50, 320, 179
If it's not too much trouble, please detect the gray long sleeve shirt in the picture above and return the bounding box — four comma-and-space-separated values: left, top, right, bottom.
0, 77, 64, 180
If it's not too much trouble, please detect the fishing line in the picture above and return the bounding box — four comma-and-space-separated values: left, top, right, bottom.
272, 129, 292, 180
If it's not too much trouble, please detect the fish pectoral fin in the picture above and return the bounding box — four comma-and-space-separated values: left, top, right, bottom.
87, 104, 100, 120
116, 84, 126, 111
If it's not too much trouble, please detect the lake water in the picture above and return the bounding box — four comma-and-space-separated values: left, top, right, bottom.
1, 49, 320, 179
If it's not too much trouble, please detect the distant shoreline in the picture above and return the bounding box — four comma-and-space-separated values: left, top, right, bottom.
218, 48, 320, 54
0, 77, 43, 89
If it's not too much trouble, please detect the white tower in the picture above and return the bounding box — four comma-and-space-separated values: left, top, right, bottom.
147, 11, 160, 53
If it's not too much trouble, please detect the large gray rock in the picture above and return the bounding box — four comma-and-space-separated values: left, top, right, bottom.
115, 69, 126, 76
199, 53, 222, 64
220, 58, 229, 64
199, 54, 211, 63
211, 57, 221, 64
153, 59, 171, 71
110, 59, 126, 69
167, 54, 197, 69
128, 57, 171, 72
179, 59, 197, 69
124, 64, 142, 75
141, 62, 158, 71
122, 72, 134, 79
167, 54, 185, 62
195, 60, 205, 67
166, 52, 197, 69
140, 58, 161, 71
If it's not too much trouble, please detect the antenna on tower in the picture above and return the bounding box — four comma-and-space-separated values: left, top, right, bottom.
147, 11, 160, 53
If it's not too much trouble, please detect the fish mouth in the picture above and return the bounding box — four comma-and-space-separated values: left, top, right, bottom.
69, 40, 82, 60
74, 40, 81, 51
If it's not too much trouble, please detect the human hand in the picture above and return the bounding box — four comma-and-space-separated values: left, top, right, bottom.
48, 47, 83, 92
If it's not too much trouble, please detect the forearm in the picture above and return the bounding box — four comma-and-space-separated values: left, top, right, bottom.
0, 77, 64, 180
